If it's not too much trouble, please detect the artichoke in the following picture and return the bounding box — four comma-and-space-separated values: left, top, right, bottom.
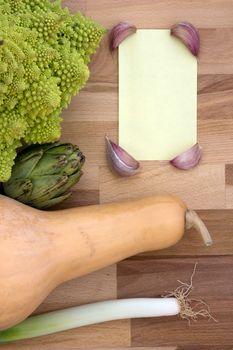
3, 143, 85, 209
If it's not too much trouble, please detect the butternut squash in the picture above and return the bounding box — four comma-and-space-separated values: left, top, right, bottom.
0, 194, 211, 330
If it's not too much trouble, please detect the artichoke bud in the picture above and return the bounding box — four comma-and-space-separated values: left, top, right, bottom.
3, 142, 85, 209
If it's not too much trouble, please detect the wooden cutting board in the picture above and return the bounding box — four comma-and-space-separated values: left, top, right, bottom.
2, 0, 233, 349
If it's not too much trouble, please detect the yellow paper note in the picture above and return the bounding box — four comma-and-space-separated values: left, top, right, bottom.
119, 29, 197, 160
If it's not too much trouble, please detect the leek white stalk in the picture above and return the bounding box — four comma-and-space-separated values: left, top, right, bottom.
0, 298, 180, 343
0, 265, 215, 343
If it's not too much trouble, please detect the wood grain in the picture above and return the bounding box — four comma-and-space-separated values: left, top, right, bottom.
139, 210, 233, 256
86, 0, 233, 28
225, 164, 233, 209
61, 120, 117, 165
62, 0, 87, 14
2, 0, 233, 349
54, 163, 100, 208
35, 265, 116, 314
198, 75, 233, 119
62, 81, 117, 122
50, 348, 177, 350
198, 28, 233, 74
118, 257, 233, 347
99, 163, 225, 209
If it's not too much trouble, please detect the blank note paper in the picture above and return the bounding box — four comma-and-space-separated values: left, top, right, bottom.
119, 29, 197, 160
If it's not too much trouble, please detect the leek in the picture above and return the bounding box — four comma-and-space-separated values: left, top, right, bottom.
0, 298, 180, 343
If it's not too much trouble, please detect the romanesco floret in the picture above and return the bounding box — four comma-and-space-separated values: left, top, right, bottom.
0, 0, 105, 181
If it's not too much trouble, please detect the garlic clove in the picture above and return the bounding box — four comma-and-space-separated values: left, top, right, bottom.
106, 136, 140, 176
109, 22, 137, 51
171, 22, 200, 56
170, 143, 202, 170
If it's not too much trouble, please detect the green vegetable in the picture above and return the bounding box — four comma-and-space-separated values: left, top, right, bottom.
0, 0, 105, 182
3, 142, 85, 209
0, 298, 180, 343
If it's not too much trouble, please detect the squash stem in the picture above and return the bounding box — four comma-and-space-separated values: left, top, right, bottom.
185, 209, 213, 246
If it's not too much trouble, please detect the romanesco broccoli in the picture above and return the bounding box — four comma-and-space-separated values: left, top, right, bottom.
0, 0, 105, 181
